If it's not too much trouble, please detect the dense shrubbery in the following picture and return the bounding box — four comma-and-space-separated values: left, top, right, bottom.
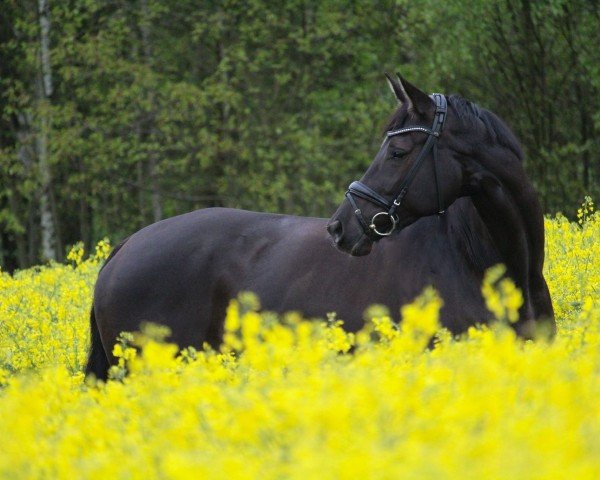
0, 204, 598, 478
2, 1, 598, 269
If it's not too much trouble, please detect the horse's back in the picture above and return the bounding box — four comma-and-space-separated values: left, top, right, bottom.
93, 208, 327, 350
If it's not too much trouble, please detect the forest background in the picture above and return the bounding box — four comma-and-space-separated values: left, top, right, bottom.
1, 0, 598, 271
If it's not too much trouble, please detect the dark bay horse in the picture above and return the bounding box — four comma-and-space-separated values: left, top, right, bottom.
86, 75, 555, 380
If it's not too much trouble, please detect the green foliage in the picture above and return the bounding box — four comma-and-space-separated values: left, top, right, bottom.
0, 0, 598, 269
409, 0, 599, 211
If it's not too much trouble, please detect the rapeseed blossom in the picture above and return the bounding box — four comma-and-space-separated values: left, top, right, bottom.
0, 206, 598, 479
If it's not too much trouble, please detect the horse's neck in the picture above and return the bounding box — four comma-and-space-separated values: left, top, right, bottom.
489, 163, 546, 278
449, 199, 502, 270
465, 159, 548, 324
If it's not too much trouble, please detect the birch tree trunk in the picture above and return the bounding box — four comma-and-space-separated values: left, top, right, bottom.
37, 0, 57, 261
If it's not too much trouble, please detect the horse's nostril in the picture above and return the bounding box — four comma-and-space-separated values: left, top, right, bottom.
327, 220, 343, 242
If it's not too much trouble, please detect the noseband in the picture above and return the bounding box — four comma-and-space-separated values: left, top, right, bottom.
345, 93, 447, 238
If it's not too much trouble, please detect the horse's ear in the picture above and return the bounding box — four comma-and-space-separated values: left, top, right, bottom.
385, 72, 407, 104
396, 74, 434, 116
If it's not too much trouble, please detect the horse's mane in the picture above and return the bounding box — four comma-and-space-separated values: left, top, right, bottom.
385, 95, 524, 161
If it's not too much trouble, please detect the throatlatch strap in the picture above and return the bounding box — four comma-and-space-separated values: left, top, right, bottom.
432, 143, 444, 214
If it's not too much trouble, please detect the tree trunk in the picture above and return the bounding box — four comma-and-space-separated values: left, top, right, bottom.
37, 0, 58, 261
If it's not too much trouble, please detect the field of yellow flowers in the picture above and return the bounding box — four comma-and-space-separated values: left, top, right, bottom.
0, 200, 598, 479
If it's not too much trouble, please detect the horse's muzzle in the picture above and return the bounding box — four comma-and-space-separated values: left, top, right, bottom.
327, 220, 373, 256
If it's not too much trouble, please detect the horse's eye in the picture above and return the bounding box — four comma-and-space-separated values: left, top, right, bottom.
390, 150, 406, 159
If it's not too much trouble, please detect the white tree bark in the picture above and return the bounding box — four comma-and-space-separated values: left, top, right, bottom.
37, 0, 57, 261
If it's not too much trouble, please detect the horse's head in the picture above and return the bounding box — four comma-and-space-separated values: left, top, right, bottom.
327, 75, 466, 256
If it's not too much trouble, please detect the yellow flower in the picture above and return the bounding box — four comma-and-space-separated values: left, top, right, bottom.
0, 205, 598, 478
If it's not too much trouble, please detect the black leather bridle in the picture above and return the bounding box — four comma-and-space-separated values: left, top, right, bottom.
345, 93, 447, 238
